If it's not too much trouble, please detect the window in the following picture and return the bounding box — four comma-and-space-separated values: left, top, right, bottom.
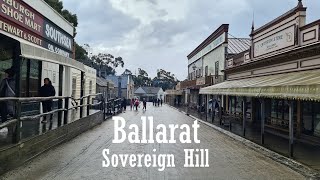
205, 66, 208, 76
72, 77, 77, 97
215, 61, 219, 78
52, 72, 56, 83
89, 80, 92, 95
302, 102, 320, 137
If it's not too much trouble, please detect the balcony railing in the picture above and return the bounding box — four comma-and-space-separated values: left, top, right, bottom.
180, 75, 224, 89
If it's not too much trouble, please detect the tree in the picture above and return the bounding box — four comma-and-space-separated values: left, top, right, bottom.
152, 69, 178, 91
44, 0, 78, 27
91, 53, 125, 77
133, 68, 152, 87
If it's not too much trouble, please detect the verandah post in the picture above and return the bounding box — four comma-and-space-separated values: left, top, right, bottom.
243, 97, 247, 137
260, 98, 265, 145
288, 100, 294, 157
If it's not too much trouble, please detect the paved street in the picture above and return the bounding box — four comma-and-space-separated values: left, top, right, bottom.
0, 103, 304, 180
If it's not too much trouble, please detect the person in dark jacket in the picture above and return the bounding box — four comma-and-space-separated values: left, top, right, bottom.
122, 98, 127, 112
0, 68, 15, 123
40, 78, 55, 123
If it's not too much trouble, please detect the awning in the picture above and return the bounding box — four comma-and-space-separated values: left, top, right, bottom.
199, 70, 320, 101
0, 31, 85, 71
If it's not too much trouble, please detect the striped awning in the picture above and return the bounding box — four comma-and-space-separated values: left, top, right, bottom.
199, 70, 320, 101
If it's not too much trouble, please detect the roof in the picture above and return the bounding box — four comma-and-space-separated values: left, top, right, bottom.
228, 38, 251, 55
96, 77, 114, 88
134, 87, 162, 95
105, 75, 131, 89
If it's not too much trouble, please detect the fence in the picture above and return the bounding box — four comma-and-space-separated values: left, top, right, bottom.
0, 94, 123, 146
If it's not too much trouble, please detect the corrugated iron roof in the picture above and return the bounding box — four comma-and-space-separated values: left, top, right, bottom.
96, 77, 114, 88
228, 38, 251, 55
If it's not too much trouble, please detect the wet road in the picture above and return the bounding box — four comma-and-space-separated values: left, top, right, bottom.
1, 103, 304, 180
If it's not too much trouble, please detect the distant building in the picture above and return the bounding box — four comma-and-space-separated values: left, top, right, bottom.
96, 77, 115, 99
105, 74, 134, 99
134, 87, 164, 101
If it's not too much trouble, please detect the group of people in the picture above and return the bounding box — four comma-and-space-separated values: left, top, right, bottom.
129, 98, 147, 111
0, 67, 55, 124
125, 97, 163, 111
152, 98, 163, 107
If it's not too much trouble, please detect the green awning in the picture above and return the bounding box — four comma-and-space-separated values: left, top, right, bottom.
199, 70, 320, 101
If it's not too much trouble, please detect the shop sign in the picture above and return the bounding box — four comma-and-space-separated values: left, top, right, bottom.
196, 77, 206, 86
189, 33, 225, 63
0, 0, 73, 56
0, 0, 44, 35
254, 25, 295, 57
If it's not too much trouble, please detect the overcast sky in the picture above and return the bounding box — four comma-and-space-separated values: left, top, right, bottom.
62, 0, 320, 80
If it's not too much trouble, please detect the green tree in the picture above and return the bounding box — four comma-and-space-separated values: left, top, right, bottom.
133, 68, 152, 87
152, 69, 178, 91
91, 53, 125, 77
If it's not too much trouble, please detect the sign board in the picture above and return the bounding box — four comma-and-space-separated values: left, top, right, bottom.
196, 77, 206, 86
254, 25, 295, 57
189, 33, 225, 64
0, 0, 73, 57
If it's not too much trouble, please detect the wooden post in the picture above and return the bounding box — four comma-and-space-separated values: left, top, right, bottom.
260, 99, 265, 145
211, 95, 214, 122
80, 71, 84, 118
57, 98, 63, 127
87, 95, 91, 116
206, 95, 208, 121
243, 97, 247, 137
289, 101, 294, 157
13, 101, 21, 143
64, 97, 69, 125
297, 100, 301, 138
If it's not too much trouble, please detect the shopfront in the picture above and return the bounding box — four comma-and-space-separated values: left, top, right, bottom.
0, 0, 87, 117
200, 1, 320, 166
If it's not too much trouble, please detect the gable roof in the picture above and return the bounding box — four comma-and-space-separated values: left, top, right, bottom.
134, 87, 162, 95
96, 77, 114, 88
228, 38, 251, 55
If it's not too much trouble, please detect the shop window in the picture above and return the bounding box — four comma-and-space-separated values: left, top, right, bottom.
302, 102, 320, 137
29, 60, 40, 97
235, 97, 242, 113
89, 80, 92, 95
72, 77, 77, 97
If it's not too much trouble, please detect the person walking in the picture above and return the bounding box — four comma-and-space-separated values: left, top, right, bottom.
157, 98, 160, 107
0, 68, 15, 123
134, 98, 140, 111
160, 98, 163, 106
142, 98, 147, 111
40, 78, 56, 123
122, 98, 127, 112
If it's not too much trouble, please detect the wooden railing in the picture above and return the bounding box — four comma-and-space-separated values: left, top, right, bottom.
0, 94, 124, 145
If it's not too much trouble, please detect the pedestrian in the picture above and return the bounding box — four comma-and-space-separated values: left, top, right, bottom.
157, 98, 160, 107
130, 98, 134, 110
40, 78, 56, 123
122, 97, 127, 112
134, 98, 140, 111
152, 98, 155, 106
160, 98, 163, 106
142, 98, 147, 111
0, 68, 15, 123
